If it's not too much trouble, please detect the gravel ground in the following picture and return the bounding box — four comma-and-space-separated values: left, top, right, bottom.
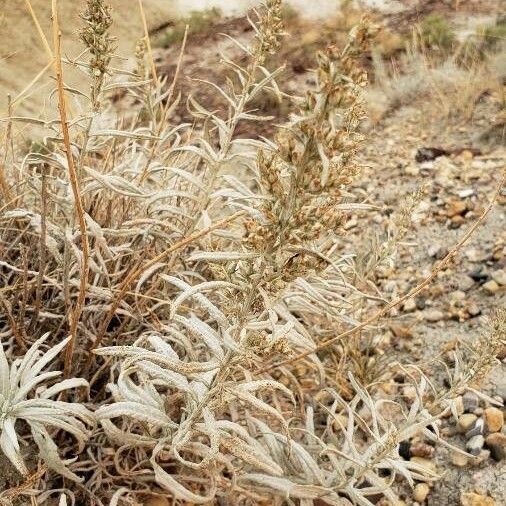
355, 95, 505, 505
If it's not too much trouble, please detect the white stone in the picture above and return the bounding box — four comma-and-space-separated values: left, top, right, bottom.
457, 188, 475, 198
491, 269, 506, 286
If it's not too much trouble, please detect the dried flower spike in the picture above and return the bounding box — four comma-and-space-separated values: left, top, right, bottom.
79, 0, 116, 108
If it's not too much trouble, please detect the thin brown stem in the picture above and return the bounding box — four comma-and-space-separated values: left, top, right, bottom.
29, 169, 48, 331
52, 0, 90, 377
0, 160, 10, 204
1, 97, 14, 204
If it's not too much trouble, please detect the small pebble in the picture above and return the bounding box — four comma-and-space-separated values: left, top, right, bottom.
496, 381, 506, 403
403, 299, 417, 312
450, 290, 466, 302
470, 449, 490, 466
458, 188, 475, 198
423, 309, 444, 322
405, 164, 420, 176
419, 160, 435, 170
491, 269, 506, 286
457, 275, 475, 292
411, 457, 437, 474
483, 280, 500, 294
344, 218, 358, 230
428, 244, 442, 257
467, 303, 481, 317
485, 432, 506, 461
483, 407, 504, 433
460, 492, 496, 506
466, 418, 484, 438
451, 452, 469, 467
450, 215, 466, 227
457, 414, 478, 433
465, 248, 488, 263
466, 435, 485, 456
144, 498, 170, 506
441, 426, 456, 437
462, 392, 479, 413
447, 199, 467, 218
410, 442, 434, 459
413, 482, 430, 503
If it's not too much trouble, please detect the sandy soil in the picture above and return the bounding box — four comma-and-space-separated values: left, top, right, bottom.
360, 105, 506, 505
0, 0, 177, 118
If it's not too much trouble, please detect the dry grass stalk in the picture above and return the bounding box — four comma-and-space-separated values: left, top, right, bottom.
51, 0, 90, 377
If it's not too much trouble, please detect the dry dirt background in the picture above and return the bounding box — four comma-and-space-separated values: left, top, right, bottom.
0, 0, 178, 116
0, 0, 409, 119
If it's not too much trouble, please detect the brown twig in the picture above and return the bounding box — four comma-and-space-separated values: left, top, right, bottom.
260, 171, 505, 373
0, 464, 47, 500
0, 296, 27, 351
30, 169, 48, 331
0, 160, 10, 204
25, 0, 54, 61
0, 97, 14, 204
52, 0, 90, 377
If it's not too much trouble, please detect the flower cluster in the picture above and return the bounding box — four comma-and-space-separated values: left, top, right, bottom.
79, 0, 115, 108
253, 0, 284, 65
244, 19, 377, 287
